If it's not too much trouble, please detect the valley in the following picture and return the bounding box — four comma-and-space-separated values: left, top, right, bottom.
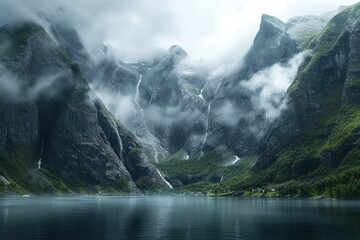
1, 2, 360, 199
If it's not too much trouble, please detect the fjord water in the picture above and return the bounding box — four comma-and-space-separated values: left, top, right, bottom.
1, 196, 360, 240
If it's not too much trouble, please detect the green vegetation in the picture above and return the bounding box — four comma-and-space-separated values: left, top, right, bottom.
0, 147, 72, 195
0, 147, 134, 196
157, 123, 360, 199
324, 106, 360, 151
135, 177, 159, 192
157, 152, 256, 186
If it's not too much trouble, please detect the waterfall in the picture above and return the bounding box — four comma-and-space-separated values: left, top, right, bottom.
231, 156, 240, 165
37, 159, 41, 169
156, 169, 173, 189
200, 103, 211, 156
37, 148, 44, 169
198, 83, 206, 101
134, 74, 143, 110
199, 79, 224, 156
132, 74, 161, 160
111, 119, 124, 157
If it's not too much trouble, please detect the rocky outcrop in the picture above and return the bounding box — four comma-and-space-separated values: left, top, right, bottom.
243, 14, 298, 76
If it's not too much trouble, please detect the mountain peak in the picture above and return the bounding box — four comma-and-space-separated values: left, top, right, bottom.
260, 14, 286, 33
241, 13, 297, 76
167, 45, 188, 58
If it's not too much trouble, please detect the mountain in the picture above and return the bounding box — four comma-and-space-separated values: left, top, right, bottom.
204, 14, 298, 156
68, 14, 299, 162
250, 3, 360, 196
1, 3, 360, 198
0, 23, 171, 195
157, 4, 360, 197
204, 3, 360, 199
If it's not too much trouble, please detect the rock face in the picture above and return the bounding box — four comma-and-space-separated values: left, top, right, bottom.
243, 14, 298, 76
0, 23, 170, 194
256, 3, 360, 174
204, 14, 299, 156
58, 14, 299, 161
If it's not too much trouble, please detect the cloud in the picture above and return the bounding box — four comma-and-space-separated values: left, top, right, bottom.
241, 50, 312, 121
145, 104, 201, 126
0, 0, 356, 65
91, 86, 136, 125
28, 71, 72, 100
213, 101, 239, 127
0, 1, 36, 25
0, 64, 21, 100
0, 62, 73, 102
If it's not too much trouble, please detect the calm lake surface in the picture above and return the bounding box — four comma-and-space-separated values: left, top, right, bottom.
1, 196, 360, 240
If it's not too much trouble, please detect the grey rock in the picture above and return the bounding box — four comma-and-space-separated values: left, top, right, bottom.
0, 22, 170, 193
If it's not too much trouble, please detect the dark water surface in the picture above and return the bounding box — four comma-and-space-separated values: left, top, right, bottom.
1, 196, 360, 240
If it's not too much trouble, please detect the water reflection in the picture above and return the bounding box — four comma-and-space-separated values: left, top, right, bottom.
0, 196, 360, 240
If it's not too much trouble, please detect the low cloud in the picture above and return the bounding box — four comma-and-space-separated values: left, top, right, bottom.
145, 104, 201, 126
91, 86, 136, 125
0, 63, 73, 102
0, 0, 356, 65
28, 71, 72, 100
0, 64, 21, 101
213, 101, 239, 127
241, 50, 312, 121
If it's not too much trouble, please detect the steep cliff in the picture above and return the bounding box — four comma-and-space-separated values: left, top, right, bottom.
0, 22, 170, 195
246, 3, 360, 198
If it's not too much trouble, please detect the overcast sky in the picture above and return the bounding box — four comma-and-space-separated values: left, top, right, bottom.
0, 0, 358, 63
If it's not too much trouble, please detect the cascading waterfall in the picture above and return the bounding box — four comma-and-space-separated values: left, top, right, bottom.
111, 118, 123, 156
156, 169, 173, 189
220, 176, 224, 183
198, 83, 206, 101
37, 148, 43, 169
199, 103, 211, 156
232, 156, 240, 165
134, 74, 143, 109
133, 74, 160, 160
199, 79, 224, 156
